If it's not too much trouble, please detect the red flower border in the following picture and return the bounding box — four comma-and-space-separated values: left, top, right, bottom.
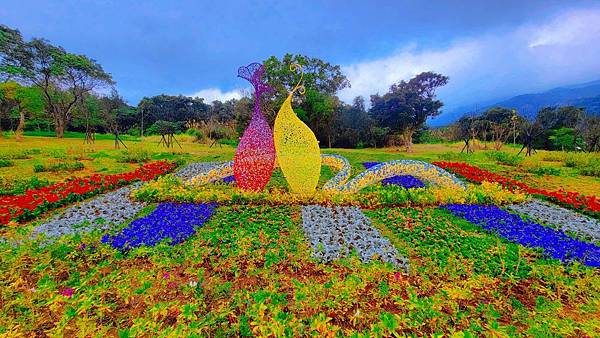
0, 160, 177, 225
433, 161, 600, 214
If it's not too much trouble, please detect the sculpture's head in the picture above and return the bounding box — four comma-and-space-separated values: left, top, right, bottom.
237, 62, 273, 97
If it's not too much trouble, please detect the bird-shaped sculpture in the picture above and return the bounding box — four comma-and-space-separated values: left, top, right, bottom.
273, 64, 321, 194
233, 63, 276, 191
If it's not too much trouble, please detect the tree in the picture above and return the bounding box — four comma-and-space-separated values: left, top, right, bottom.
99, 91, 130, 149
369, 72, 448, 152
137, 95, 210, 132
518, 107, 561, 156
577, 114, 600, 152
0, 81, 44, 140
296, 88, 337, 148
480, 107, 515, 150
262, 54, 349, 145
0, 26, 114, 137
457, 115, 477, 153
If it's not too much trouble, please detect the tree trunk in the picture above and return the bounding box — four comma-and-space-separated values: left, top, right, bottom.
15, 110, 25, 141
55, 117, 65, 138
402, 129, 414, 152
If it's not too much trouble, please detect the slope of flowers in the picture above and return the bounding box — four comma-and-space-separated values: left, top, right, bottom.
434, 161, 600, 214
134, 174, 526, 207
0, 160, 176, 225
444, 204, 600, 268
101, 202, 217, 250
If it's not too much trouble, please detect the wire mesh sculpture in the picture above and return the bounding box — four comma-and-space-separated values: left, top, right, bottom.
273, 64, 321, 194
233, 63, 276, 191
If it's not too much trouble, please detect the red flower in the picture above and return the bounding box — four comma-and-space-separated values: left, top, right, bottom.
433, 161, 599, 214
0, 160, 176, 225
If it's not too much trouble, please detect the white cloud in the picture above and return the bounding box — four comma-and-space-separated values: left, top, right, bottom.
188, 87, 243, 102
528, 9, 600, 48
338, 7, 600, 110
339, 41, 480, 102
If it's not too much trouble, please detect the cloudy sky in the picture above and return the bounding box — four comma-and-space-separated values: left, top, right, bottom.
2, 0, 600, 122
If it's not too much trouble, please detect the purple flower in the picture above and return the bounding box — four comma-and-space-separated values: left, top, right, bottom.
102, 203, 218, 251
222, 175, 235, 184
444, 204, 600, 268
362, 162, 426, 189
60, 287, 74, 298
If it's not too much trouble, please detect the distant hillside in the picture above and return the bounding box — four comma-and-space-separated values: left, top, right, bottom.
432, 80, 600, 126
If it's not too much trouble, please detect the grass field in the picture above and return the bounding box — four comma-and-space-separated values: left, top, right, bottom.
0, 134, 599, 336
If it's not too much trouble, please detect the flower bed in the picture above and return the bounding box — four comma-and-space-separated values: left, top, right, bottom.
30, 183, 147, 243
362, 162, 425, 189
444, 204, 600, 268
102, 202, 217, 250
134, 175, 526, 208
434, 161, 600, 215
507, 200, 600, 242
0, 160, 176, 225
301, 205, 409, 270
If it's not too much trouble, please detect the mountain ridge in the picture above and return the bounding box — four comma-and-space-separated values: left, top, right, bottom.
431, 80, 600, 126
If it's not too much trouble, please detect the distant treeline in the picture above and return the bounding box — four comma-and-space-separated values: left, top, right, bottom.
2, 24, 598, 152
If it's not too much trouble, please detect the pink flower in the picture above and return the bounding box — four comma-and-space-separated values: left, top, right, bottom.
163, 273, 170, 279
60, 287, 74, 298
393, 272, 402, 282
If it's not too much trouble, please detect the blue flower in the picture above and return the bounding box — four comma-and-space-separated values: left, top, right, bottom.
222, 175, 235, 183
444, 204, 600, 268
102, 202, 218, 250
362, 162, 426, 189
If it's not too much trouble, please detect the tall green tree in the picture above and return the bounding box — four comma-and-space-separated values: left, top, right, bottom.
0, 25, 114, 137
262, 54, 350, 145
0, 81, 44, 139
137, 95, 210, 132
369, 72, 448, 152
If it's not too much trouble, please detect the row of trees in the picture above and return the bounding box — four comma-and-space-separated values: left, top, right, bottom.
1, 24, 449, 150
3, 24, 598, 153
453, 106, 600, 155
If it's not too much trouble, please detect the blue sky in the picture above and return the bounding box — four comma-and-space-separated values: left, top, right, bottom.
2, 0, 600, 121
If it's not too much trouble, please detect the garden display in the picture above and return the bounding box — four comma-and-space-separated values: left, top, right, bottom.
1, 62, 598, 337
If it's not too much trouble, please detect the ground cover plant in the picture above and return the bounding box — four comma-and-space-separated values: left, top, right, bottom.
0, 136, 598, 336
434, 161, 600, 215
0, 160, 176, 225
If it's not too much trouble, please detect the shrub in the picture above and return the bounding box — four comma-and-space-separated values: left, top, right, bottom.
564, 154, 600, 177
528, 166, 561, 176
117, 149, 150, 163
0, 159, 14, 167
436, 152, 471, 161
542, 153, 565, 162
33, 161, 84, 173
578, 159, 600, 177
485, 151, 522, 166
0, 176, 50, 195
127, 127, 141, 137
218, 139, 239, 147
186, 128, 206, 143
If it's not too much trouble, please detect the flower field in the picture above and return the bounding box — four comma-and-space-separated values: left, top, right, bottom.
0, 138, 599, 336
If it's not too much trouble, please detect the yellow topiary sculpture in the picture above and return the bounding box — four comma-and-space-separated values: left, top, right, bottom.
273, 64, 321, 194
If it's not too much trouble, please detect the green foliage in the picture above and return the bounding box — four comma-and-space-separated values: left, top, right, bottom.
116, 149, 150, 163
548, 128, 583, 151
185, 128, 205, 142
369, 72, 448, 134
33, 161, 84, 173
485, 151, 523, 166
0, 159, 13, 167
528, 165, 561, 176
0, 176, 50, 195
